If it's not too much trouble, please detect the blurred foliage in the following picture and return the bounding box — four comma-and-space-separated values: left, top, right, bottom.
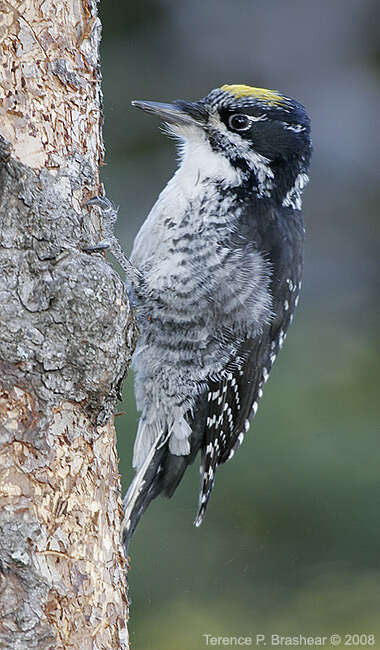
99, 1, 380, 648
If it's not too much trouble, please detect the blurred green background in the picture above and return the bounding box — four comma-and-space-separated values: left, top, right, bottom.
99, 1, 380, 648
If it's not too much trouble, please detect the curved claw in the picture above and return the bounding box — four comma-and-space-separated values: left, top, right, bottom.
83, 241, 111, 252
84, 195, 113, 211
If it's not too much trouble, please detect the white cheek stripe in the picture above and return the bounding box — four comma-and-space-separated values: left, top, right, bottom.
282, 172, 309, 210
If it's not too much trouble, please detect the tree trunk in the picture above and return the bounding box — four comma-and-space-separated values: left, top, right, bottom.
0, 1, 134, 648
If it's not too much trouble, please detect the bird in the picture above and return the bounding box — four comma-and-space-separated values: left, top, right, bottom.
121, 83, 312, 550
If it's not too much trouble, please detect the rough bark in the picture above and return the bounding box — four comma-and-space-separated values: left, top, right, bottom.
0, 1, 134, 648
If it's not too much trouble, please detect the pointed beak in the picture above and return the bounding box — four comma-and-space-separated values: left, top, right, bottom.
131, 99, 208, 128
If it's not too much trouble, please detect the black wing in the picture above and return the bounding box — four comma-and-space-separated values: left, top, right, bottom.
195, 207, 305, 524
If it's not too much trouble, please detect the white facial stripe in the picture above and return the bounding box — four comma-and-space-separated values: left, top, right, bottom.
282, 172, 309, 210
246, 114, 267, 124
228, 113, 268, 132
282, 122, 305, 133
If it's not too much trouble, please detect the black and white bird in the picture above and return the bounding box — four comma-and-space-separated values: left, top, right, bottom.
120, 83, 312, 549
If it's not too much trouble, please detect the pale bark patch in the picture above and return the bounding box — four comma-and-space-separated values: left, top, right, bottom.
0, 387, 129, 648
0, 0, 103, 170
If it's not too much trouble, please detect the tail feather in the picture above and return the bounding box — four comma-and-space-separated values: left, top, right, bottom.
122, 430, 168, 550
122, 394, 209, 551
194, 443, 218, 527
122, 432, 202, 551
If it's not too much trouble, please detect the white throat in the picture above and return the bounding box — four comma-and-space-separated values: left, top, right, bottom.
171, 126, 243, 196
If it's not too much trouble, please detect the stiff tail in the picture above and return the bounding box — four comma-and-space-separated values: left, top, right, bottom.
122, 396, 210, 551
122, 435, 199, 551
194, 444, 218, 528
122, 429, 168, 551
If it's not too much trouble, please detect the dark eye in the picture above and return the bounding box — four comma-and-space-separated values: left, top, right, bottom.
228, 114, 251, 131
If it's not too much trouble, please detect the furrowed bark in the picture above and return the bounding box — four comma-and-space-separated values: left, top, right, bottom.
0, 1, 135, 648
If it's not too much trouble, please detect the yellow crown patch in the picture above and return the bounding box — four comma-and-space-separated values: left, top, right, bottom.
221, 84, 285, 106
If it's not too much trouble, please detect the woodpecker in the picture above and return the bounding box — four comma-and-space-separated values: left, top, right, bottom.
119, 84, 312, 549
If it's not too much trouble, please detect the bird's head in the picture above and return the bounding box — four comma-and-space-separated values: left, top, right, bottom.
132, 83, 312, 207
